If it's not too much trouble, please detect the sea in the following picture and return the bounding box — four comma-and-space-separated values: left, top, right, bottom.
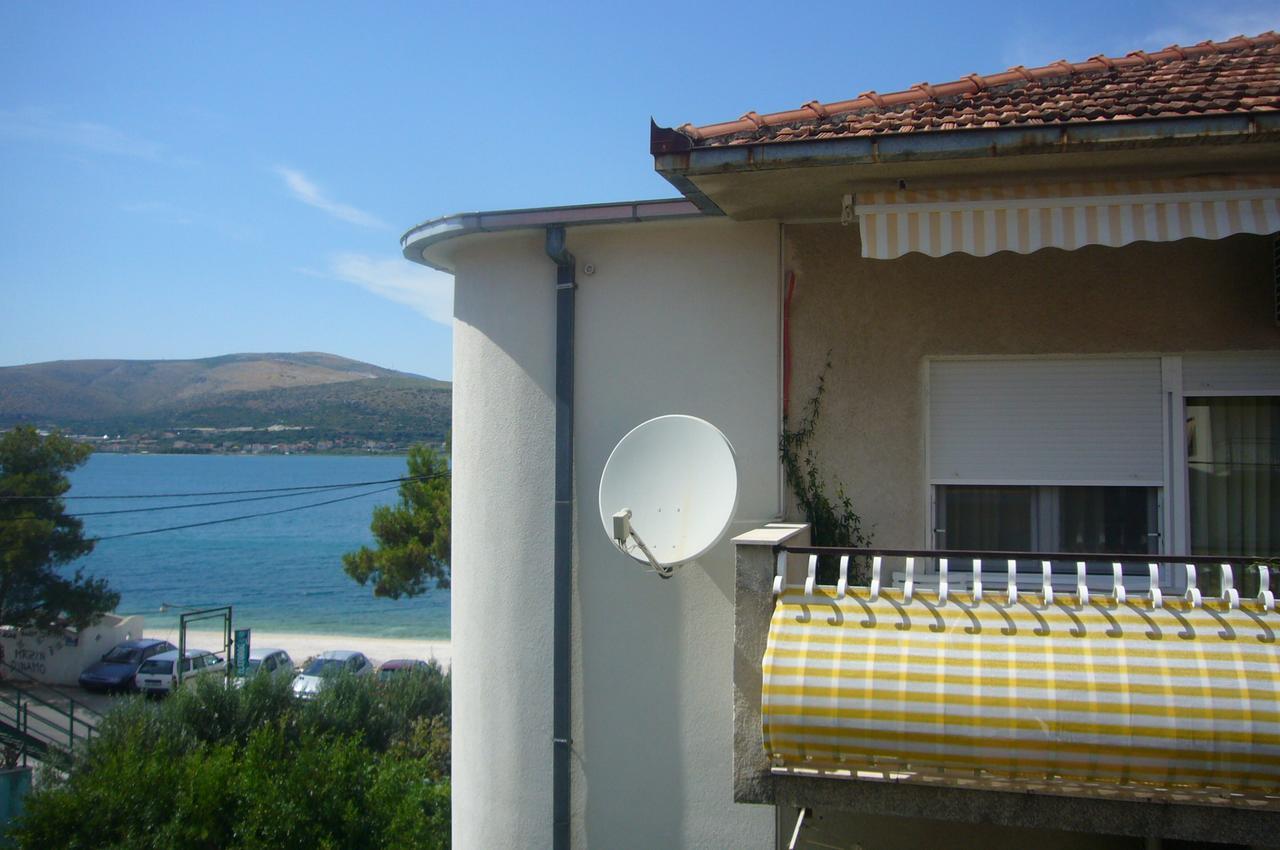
67, 453, 450, 639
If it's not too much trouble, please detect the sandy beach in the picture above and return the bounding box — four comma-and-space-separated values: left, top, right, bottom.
145, 628, 452, 672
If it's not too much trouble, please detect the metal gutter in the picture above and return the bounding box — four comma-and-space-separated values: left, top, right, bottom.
401, 198, 704, 271
653, 113, 1280, 181
545, 225, 575, 850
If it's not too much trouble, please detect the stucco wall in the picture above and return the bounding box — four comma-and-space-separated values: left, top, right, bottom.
450, 218, 781, 849
0, 614, 145, 687
452, 233, 558, 850
783, 226, 1280, 548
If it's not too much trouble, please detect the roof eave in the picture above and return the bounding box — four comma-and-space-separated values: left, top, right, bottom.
401, 198, 705, 271
654, 112, 1280, 188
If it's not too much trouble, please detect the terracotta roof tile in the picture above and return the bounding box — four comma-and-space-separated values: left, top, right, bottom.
677, 33, 1280, 147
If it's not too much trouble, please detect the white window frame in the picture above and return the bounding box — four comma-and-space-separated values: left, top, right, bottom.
924, 353, 1280, 591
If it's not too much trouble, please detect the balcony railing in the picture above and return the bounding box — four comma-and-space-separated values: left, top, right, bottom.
733, 527, 1280, 824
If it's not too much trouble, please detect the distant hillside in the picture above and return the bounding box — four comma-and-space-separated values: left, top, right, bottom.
0, 353, 450, 450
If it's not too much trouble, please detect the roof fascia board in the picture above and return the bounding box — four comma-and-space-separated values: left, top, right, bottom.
655, 113, 1280, 181
401, 198, 704, 270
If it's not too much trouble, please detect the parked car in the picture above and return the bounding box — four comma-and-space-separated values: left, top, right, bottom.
377, 658, 431, 681
134, 648, 225, 696
78, 638, 176, 693
242, 647, 295, 681
292, 650, 372, 699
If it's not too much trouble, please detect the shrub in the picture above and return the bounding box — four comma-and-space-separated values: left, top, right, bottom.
12, 671, 450, 850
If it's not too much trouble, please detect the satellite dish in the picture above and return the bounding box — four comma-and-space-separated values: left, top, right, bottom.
598, 415, 738, 578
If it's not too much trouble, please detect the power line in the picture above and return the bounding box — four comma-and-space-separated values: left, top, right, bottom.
88, 483, 410, 542
47, 472, 448, 517
0, 472, 441, 501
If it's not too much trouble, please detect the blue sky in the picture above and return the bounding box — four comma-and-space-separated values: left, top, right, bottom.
1, 2, 1275, 380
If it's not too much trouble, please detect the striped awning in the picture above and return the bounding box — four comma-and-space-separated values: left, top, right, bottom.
855, 176, 1280, 260
763, 587, 1280, 797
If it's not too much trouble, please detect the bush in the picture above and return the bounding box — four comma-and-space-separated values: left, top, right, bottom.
12, 670, 450, 850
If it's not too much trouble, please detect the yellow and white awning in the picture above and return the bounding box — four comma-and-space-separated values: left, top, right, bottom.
855, 176, 1280, 260
763, 587, 1280, 795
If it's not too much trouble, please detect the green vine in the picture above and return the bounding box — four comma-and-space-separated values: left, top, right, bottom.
780, 355, 872, 583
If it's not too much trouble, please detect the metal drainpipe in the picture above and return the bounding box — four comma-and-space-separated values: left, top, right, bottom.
546, 224, 575, 850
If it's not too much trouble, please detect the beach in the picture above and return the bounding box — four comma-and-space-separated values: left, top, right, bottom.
149, 628, 452, 672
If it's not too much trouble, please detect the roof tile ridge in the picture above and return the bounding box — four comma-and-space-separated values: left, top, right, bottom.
681, 31, 1280, 140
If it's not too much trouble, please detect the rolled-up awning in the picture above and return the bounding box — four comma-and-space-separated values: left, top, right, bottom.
855, 176, 1280, 260
763, 586, 1280, 798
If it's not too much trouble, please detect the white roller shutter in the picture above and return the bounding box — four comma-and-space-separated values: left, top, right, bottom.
928, 358, 1164, 485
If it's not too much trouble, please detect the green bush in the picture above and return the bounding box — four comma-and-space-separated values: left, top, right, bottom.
12, 670, 450, 850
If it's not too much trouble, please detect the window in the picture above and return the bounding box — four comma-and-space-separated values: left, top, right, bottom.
937, 485, 1159, 555
1186, 396, 1279, 557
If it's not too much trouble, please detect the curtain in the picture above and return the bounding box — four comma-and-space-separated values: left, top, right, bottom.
1188, 397, 1279, 558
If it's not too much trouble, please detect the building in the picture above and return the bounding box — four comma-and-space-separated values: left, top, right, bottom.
403, 34, 1280, 849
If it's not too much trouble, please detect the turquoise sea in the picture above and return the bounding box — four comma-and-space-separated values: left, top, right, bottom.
67, 454, 450, 639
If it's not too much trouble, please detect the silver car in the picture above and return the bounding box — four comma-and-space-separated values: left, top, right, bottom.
291, 650, 372, 699
244, 647, 295, 680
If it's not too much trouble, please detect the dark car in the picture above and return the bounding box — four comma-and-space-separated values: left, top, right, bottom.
78, 638, 176, 693
377, 658, 431, 682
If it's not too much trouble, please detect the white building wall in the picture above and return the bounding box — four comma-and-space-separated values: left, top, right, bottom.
0, 614, 145, 686
570, 218, 780, 849
449, 217, 781, 849
451, 231, 559, 849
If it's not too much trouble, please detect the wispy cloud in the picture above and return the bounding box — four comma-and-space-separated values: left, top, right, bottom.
1000, 5, 1275, 71
0, 107, 177, 161
322, 253, 453, 325
1143, 6, 1278, 50
275, 166, 387, 229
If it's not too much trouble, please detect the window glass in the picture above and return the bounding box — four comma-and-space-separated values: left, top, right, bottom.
1058, 486, 1154, 554
941, 486, 1034, 551
1187, 396, 1280, 557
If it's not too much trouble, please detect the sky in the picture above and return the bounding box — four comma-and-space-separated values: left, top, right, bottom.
1, 2, 1276, 380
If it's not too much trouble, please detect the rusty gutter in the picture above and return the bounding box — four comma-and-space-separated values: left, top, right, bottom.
653, 113, 1280, 181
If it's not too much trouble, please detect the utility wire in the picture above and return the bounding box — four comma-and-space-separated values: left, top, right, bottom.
88, 483, 410, 542
39, 472, 448, 517
0, 471, 449, 526
0, 472, 440, 501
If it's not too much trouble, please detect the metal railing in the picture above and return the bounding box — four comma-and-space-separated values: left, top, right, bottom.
772, 545, 1280, 608
0, 659, 101, 765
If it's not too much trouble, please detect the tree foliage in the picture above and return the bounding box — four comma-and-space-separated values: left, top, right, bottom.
343, 443, 449, 599
0, 426, 118, 630
14, 666, 451, 850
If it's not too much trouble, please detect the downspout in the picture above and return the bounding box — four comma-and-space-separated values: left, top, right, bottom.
546, 224, 575, 850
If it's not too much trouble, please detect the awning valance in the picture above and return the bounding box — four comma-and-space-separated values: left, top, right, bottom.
855, 177, 1280, 260
763, 584, 1280, 798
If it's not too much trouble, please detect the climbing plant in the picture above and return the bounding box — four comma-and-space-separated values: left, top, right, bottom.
779, 356, 873, 583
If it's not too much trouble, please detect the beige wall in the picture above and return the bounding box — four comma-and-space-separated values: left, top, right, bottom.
783, 226, 1279, 548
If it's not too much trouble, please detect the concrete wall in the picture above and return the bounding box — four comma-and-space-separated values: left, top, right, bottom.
0, 614, 145, 687
783, 226, 1280, 548
450, 218, 781, 849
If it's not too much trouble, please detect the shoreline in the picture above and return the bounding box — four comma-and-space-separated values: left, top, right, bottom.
146, 628, 452, 672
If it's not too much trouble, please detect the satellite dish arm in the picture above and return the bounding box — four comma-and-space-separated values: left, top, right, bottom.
612, 510, 673, 579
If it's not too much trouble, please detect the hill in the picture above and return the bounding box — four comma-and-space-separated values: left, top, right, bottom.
0, 353, 451, 453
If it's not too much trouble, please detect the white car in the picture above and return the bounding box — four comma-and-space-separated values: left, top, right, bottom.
291, 650, 373, 699
135, 648, 226, 696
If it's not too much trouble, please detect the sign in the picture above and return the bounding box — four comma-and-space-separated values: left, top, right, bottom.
234, 628, 251, 677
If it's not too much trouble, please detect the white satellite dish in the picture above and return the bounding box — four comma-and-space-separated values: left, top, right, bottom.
598, 415, 738, 578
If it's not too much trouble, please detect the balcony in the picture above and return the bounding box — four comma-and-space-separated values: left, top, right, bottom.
734, 525, 1280, 845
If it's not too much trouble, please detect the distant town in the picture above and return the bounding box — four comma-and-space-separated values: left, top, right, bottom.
66, 426, 434, 455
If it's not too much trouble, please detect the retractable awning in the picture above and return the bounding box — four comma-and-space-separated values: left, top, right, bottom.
855, 176, 1280, 260
763, 582, 1280, 797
